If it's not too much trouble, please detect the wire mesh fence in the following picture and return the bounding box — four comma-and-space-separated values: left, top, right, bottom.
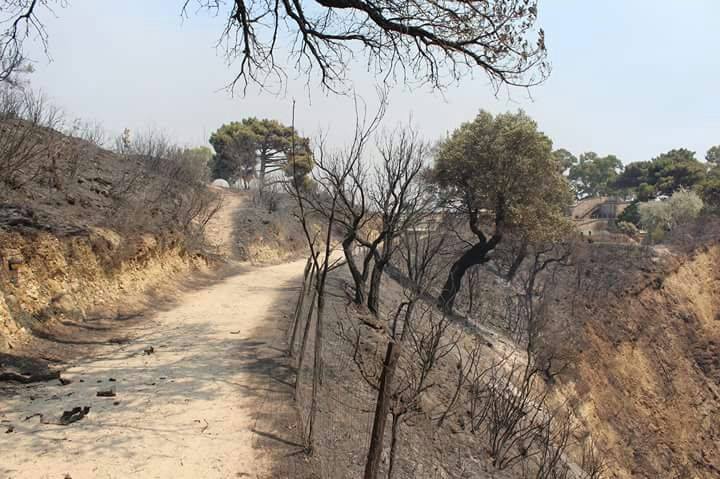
287, 272, 461, 479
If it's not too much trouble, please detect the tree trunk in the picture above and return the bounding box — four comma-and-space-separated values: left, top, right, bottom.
295, 289, 316, 401
387, 412, 402, 479
289, 260, 313, 356
306, 290, 325, 451
364, 302, 413, 479
437, 242, 494, 312
505, 242, 528, 282
364, 339, 401, 479
367, 260, 386, 315
259, 151, 267, 194
342, 237, 365, 304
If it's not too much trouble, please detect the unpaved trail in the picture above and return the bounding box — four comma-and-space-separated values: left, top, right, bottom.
0, 259, 309, 479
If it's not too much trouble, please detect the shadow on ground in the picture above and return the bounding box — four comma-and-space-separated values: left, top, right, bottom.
0, 261, 319, 478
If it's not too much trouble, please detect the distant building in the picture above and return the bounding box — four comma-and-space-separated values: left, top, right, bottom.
570, 196, 633, 242
570, 196, 630, 220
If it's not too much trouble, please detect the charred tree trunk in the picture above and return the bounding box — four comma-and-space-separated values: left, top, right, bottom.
387, 412, 402, 479
289, 259, 313, 356
437, 241, 496, 313
505, 241, 528, 282
259, 156, 266, 192
295, 289, 316, 401
364, 302, 413, 479
342, 236, 366, 304
368, 239, 392, 315
363, 337, 401, 479
367, 259, 387, 315
306, 288, 325, 451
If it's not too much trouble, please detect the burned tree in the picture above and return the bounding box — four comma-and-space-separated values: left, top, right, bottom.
0, 87, 64, 192
340, 225, 453, 479
306, 119, 431, 315
306, 94, 387, 305
185, 0, 548, 92
0, 1, 63, 83
3, 2, 549, 94
365, 127, 433, 314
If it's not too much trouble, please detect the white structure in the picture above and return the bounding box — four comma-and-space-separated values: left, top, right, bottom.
211, 179, 230, 188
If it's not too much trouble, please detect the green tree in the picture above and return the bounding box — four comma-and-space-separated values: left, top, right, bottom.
706, 145, 720, 166
617, 201, 641, 226
433, 110, 573, 311
567, 152, 623, 198
181, 146, 213, 181
209, 118, 312, 188
698, 167, 720, 210
639, 190, 703, 242
552, 148, 577, 174
614, 148, 706, 198
652, 149, 706, 195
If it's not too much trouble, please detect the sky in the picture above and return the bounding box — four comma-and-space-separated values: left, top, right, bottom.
20, 0, 720, 164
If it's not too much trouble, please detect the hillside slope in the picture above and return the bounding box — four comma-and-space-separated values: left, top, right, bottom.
0, 121, 307, 357
554, 241, 720, 478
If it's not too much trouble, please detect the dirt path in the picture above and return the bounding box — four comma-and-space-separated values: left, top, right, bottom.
0, 259, 310, 479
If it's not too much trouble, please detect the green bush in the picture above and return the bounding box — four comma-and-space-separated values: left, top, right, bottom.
638, 189, 703, 242
617, 201, 640, 226
616, 221, 639, 237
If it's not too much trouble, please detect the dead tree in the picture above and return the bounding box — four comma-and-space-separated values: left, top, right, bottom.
0, 1, 63, 83
513, 240, 575, 382
0, 87, 64, 192
436, 337, 486, 429
4, 1, 548, 94
309, 93, 386, 306
362, 227, 450, 479
304, 118, 431, 316
365, 127, 432, 314
183, 0, 548, 93
580, 438, 607, 479
287, 105, 347, 452
294, 260, 318, 401
528, 407, 574, 479
387, 303, 458, 478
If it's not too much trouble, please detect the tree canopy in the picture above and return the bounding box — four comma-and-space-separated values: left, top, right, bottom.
433, 110, 572, 310
552, 148, 577, 174
638, 189, 704, 242
699, 166, 720, 209
706, 145, 720, 166
208, 118, 312, 187
613, 148, 706, 199
567, 152, 623, 199
435, 110, 572, 241
179, 146, 213, 182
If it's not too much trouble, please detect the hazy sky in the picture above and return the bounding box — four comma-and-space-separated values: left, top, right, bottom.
22, 1, 720, 163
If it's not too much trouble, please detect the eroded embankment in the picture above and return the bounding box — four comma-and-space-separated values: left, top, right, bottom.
0, 228, 210, 351
558, 243, 720, 478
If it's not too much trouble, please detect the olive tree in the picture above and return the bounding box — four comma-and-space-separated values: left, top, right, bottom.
639, 189, 704, 241
433, 110, 572, 312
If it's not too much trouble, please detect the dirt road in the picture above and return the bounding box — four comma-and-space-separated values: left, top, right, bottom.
0, 259, 309, 479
